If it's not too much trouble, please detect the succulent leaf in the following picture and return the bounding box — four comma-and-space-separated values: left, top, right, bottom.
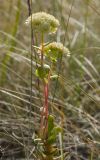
35, 64, 50, 79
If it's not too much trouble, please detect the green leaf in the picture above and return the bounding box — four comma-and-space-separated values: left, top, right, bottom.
47, 134, 56, 144
35, 67, 43, 79
47, 126, 62, 144
50, 75, 59, 80
48, 115, 55, 136
44, 64, 50, 73
35, 64, 50, 79
52, 126, 62, 136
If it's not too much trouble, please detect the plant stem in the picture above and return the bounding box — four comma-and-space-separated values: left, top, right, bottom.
44, 83, 49, 118
40, 32, 45, 136
41, 32, 44, 67
40, 32, 51, 138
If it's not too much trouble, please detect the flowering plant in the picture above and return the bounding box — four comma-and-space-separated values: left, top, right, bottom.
26, 12, 70, 160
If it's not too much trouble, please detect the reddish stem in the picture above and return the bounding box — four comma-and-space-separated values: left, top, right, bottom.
44, 83, 49, 118
40, 82, 49, 133
40, 72, 51, 137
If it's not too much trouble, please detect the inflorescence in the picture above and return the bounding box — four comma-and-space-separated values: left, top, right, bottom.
25, 12, 60, 34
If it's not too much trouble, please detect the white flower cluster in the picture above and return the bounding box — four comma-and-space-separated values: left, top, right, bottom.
43, 42, 70, 60
25, 12, 60, 34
